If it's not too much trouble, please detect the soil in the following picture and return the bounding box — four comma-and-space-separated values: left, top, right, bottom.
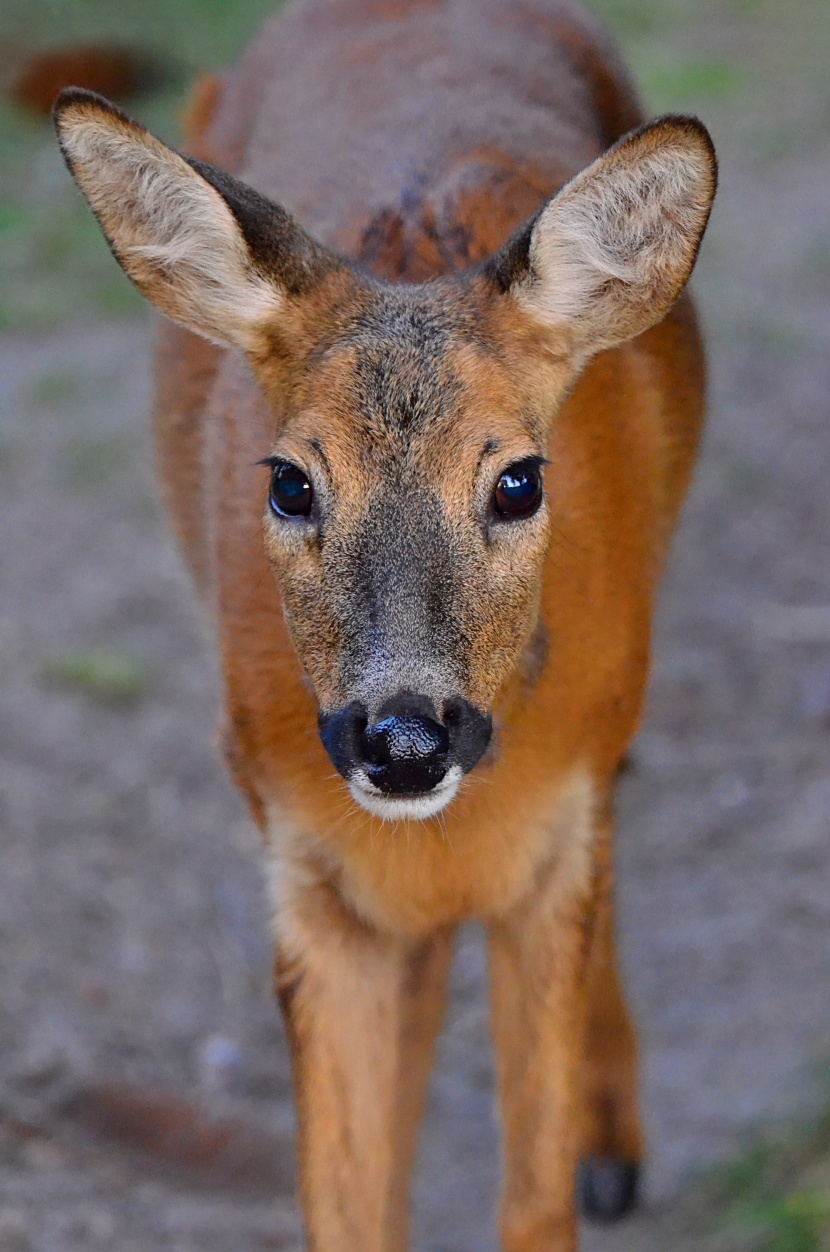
1, 3, 830, 1249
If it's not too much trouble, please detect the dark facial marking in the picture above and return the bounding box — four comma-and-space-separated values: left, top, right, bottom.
188, 155, 336, 296
347, 294, 463, 434
481, 211, 540, 294
336, 485, 467, 693
338, 283, 502, 437
521, 621, 550, 692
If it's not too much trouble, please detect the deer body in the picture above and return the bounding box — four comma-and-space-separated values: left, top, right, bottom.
55, 0, 716, 1246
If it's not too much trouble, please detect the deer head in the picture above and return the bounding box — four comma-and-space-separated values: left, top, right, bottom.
55, 89, 715, 819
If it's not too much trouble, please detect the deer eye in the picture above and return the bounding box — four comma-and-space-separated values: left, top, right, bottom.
268, 460, 313, 518
493, 459, 544, 521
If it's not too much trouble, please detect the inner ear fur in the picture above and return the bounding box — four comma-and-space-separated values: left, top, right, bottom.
54, 88, 340, 351
488, 115, 717, 357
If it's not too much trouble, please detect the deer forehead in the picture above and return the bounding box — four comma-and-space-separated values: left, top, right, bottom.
274, 287, 556, 486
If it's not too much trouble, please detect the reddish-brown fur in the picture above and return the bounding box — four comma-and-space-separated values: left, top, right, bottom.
54, 1, 716, 1247
9, 45, 164, 115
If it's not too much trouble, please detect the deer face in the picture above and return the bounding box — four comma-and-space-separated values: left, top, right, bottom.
55, 90, 716, 819
257, 283, 565, 817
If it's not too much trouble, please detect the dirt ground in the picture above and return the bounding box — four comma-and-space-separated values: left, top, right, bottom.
1, 1, 830, 1249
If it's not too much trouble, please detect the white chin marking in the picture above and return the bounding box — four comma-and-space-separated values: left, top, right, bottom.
348, 766, 462, 822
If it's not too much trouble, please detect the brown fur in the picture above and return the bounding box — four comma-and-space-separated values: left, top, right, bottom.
9, 45, 167, 115
53, 1, 717, 1246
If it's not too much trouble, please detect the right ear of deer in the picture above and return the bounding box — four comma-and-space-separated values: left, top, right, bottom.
489, 115, 717, 359
53, 88, 338, 352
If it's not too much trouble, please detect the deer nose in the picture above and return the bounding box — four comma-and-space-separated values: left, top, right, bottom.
361, 694, 449, 794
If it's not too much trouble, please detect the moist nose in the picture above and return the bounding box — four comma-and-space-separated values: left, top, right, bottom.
363, 714, 449, 767
360, 695, 449, 794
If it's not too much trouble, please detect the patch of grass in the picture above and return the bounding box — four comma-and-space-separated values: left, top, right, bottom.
2, 0, 281, 77
0, 432, 20, 472
0, 190, 138, 333
800, 239, 830, 288
726, 1190, 830, 1252
636, 55, 745, 111
40, 649, 150, 705
28, 366, 89, 409
699, 1097, 830, 1252
715, 455, 778, 499
61, 433, 131, 490
589, 0, 667, 36
737, 317, 812, 357
0, 201, 29, 233
95, 275, 143, 317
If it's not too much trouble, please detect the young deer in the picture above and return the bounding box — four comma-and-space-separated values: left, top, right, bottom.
54, 0, 716, 1246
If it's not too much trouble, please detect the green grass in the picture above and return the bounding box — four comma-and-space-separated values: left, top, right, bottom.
40, 649, 150, 705
694, 1096, 830, 1251
712, 453, 777, 499
0, 105, 145, 332
636, 55, 746, 111
590, 0, 830, 152
728, 1192, 830, 1252
0, 432, 20, 473
61, 433, 132, 490
736, 317, 812, 358
2, 0, 281, 74
716, 1162, 830, 1251
27, 366, 89, 409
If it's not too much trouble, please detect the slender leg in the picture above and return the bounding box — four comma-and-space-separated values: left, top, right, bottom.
487, 832, 599, 1252
275, 867, 413, 1252
387, 927, 456, 1252
579, 820, 643, 1221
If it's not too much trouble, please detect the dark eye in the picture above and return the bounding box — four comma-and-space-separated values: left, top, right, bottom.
268, 461, 313, 518
493, 459, 544, 521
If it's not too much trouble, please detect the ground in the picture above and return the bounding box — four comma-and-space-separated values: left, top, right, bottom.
1, 0, 830, 1248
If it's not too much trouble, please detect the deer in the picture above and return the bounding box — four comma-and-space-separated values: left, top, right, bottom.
53, 0, 716, 1246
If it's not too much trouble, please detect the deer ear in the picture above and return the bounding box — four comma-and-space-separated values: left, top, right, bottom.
490, 115, 717, 357
54, 89, 338, 352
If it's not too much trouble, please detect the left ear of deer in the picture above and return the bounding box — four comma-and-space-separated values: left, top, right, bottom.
500, 115, 717, 357
54, 88, 336, 352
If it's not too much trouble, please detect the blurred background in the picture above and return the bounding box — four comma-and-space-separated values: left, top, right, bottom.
1, 0, 830, 1249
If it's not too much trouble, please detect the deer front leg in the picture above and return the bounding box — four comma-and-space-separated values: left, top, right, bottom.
387, 927, 456, 1252
487, 825, 600, 1252
579, 817, 643, 1222
275, 867, 415, 1252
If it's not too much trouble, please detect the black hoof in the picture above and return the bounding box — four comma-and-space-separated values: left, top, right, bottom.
577, 1157, 641, 1222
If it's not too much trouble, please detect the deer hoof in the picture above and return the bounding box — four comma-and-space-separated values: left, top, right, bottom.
577, 1157, 640, 1222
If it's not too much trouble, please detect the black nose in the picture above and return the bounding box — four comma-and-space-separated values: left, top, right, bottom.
362, 694, 449, 795
318, 692, 492, 795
